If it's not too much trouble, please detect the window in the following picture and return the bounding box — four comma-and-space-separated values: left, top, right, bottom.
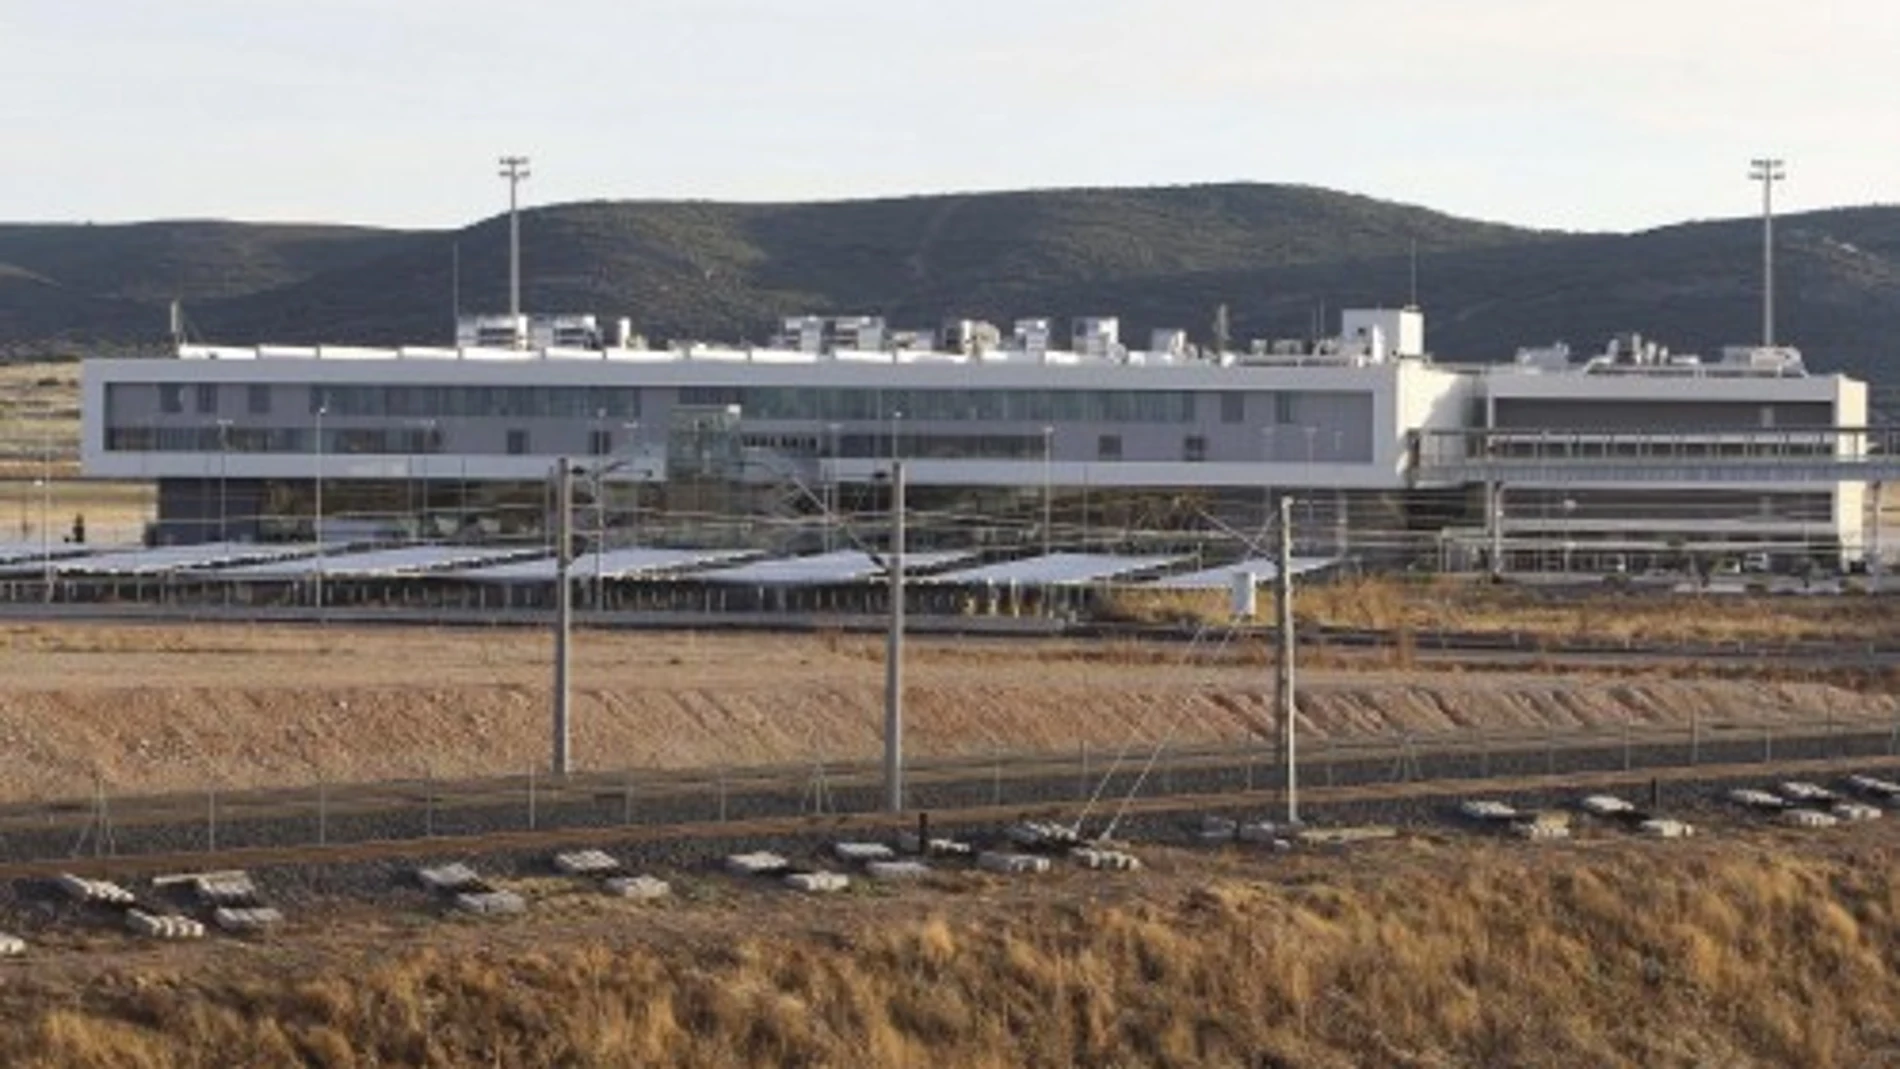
506, 429, 529, 456
1184, 435, 1207, 462
1097, 434, 1122, 461
159, 384, 184, 414
588, 429, 611, 456
195, 383, 219, 414
1220, 393, 1246, 424
247, 384, 272, 415
1274, 392, 1298, 424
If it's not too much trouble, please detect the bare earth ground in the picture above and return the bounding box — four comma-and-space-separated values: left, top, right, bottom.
0, 621, 1890, 802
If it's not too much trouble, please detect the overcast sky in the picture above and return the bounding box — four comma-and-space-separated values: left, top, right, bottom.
5, 0, 1895, 232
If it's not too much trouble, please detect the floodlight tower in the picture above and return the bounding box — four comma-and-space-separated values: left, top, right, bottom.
498, 155, 532, 326
1749, 157, 1786, 347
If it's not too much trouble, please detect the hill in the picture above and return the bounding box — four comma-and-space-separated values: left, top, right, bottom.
3, 184, 1899, 383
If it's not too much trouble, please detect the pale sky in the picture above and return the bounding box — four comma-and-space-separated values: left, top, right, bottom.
5, 0, 1897, 232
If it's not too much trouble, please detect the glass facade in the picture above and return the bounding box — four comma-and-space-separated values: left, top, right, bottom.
680, 386, 1199, 424
307, 385, 640, 419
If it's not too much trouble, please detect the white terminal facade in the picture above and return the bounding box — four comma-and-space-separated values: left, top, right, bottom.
80, 307, 1882, 570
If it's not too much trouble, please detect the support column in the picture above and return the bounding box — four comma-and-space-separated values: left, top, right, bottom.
1486, 482, 1505, 578
1873, 481, 1885, 589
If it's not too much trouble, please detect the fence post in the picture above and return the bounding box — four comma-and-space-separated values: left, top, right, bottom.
1079, 742, 1089, 802
1325, 736, 1335, 789
1763, 724, 1773, 764
718, 766, 728, 823
207, 788, 217, 854
1547, 725, 1557, 776
318, 776, 328, 847
1245, 742, 1255, 793
1480, 729, 1491, 779
528, 766, 537, 831
1623, 717, 1633, 772
1690, 712, 1700, 767
992, 746, 1002, 807
623, 768, 634, 825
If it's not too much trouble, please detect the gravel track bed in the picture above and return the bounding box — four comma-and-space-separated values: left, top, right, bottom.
3, 758, 1897, 950
1, 729, 1891, 866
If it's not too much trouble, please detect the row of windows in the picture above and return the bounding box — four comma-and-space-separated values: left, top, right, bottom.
131, 383, 1339, 427
110, 426, 1231, 464
148, 383, 641, 421
310, 386, 641, 419
681, 387, 1319, 425
113, 427, 454, 455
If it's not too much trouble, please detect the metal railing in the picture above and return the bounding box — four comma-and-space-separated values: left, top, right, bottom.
7, 714, 1897, 864
1415, 427, 1900, 483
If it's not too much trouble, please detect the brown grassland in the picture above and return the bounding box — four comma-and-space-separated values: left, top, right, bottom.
2, 833, 1898, 1067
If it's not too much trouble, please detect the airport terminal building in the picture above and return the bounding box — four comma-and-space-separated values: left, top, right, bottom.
80, 307, 1879, 572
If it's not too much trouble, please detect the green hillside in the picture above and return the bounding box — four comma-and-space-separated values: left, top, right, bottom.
2, 183, 1897, 384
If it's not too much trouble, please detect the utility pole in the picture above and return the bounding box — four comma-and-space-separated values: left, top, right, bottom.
498, 155, 531, 327
1749, 157, 1785, 347
552, 457, 574, 776
1276, 494, 1298, 825
885, 460, 906, 813
313, 404, 326, 612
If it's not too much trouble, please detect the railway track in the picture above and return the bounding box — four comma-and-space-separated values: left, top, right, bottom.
4, 750, 1895, 883
3, 720, 1893, 873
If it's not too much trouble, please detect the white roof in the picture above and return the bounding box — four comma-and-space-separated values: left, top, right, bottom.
456, 547, 756, 583
0, 542, 101, 566
924, 552, 1185, 587
1146, 557, 1341, 589
50, 541, 322, 576
219, 544, 537, 579
697, 549, 972, 586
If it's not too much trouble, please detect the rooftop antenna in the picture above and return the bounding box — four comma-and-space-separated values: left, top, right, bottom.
1748, 157, 1786, 347
498, 154, 532, 328
451, 239, 461, 329
1212, 302, 1230, 354
167, 299, 185, 347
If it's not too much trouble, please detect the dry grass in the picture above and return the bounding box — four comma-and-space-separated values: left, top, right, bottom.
3, 841, 1897, 1067
1104, 574, 1900, 646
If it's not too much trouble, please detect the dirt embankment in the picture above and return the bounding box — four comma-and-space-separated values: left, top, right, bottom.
3, 838, 1895, 1067
0, 622, 1888, 801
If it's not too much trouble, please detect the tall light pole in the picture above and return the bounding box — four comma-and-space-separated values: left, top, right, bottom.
592, 410, 607, 606
215, 418, 232, 542
1750, 157, 1786, 347
313, 403, 326, 612
37, 424, 51, 603
824, 422, 841, 552
498, 155, 531, 328
1561, 497, 1577, 573
885, 459, 906, 813
1277, 494, 1298, 825
552, 456, 574, 776
1041, 425, 1054, 557
413, 417, 437, 542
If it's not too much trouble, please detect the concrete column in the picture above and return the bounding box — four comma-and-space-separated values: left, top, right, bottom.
1873, 481, 1885, 588
1487, 482, 1505, 578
